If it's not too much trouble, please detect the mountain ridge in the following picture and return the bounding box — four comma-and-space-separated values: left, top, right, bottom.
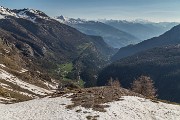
104, 19, 179, 40
112, 24, 180, 61
55, 16, 140, 48
98, 44, 180, 103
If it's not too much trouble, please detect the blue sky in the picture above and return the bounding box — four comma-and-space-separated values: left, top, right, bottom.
1, 0, 180, 22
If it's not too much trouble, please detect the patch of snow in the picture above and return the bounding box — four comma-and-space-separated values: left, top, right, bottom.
0, 69, 52, 96
0, 84, 33, 98
19, 68, 28, 73
0, 95, 16, 103
16, 8, 50, 22
17, 91, 34, 97
0, 96, 15, 103
0, 82, 10, 88
0, 96, 10, 101
44, 79, 59, 90
4, 49, 10, 53
0, 6, 16, 17
36, 71, 41, 74
44, 81, 57, 90
54, 15, 69, 23
0, 14, 5, 19
0, 64, 6, 68
0, 95, 179, 120
17, 10, 37, 23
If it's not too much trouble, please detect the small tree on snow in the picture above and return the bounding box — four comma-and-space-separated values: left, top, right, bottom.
107, 77, 121, 88
131, 75, 157, 98
106, 77, 121, 100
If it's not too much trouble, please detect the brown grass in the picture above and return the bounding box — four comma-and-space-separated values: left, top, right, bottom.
0, 87, 33, 103
0, 41, 51, 91
86, 115, 99, 120
0, 79, 39, 97
62, 86, 143, 112
151, 98, 180, 105
4, 69, 50, 90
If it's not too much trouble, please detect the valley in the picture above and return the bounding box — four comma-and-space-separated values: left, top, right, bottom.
0, 2, 180, 120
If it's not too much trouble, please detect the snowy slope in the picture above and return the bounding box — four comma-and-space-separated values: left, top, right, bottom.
0, 68, 52, 96
0, 6, 16, 16
0, 95, 179, 120
0, 6, 50, 22
0, 64, 56, 102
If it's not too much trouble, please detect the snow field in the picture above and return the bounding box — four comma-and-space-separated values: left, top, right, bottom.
0, 95, 179, 120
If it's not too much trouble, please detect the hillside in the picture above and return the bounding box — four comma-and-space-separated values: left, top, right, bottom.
0, 38, 57, 103
0, 6, 116, 89
98, 45, 180, 103
55, 16, 139, 48
105, 20, 178, 40
112, 24, 180, 61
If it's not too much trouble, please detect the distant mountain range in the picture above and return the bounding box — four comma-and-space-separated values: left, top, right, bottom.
104, 19, 179, 40
55, 16, 140, 48
112, 24, 180, 61
56, 16, 178, 49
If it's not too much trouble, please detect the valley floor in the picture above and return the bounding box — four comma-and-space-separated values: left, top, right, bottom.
0, 94, 180, 120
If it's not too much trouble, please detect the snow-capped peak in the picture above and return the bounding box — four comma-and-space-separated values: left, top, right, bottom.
0, 6, 50, 22
55, 15, 86, 24
131, 19, 153, 24
15, 8, 50, 22
0, 6, 16, 17
55, 15, 69, 23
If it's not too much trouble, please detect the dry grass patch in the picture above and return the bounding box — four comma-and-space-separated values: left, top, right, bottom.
2, 67, 51, 90
151, 98, 180, 105
65, 86, 143, 112
86, 115, 99, 120
0, 79, 40, 97
0, 87, 33, 103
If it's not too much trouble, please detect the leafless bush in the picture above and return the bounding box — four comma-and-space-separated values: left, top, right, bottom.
107, 77, 121, 88
131, 75, 157, 99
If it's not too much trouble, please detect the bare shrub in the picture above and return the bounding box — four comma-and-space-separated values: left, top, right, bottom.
131, 75, 157, 99
107, 77, 121, 88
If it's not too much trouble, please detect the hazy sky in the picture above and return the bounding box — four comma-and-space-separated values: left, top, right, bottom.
1, 0, 180, 22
